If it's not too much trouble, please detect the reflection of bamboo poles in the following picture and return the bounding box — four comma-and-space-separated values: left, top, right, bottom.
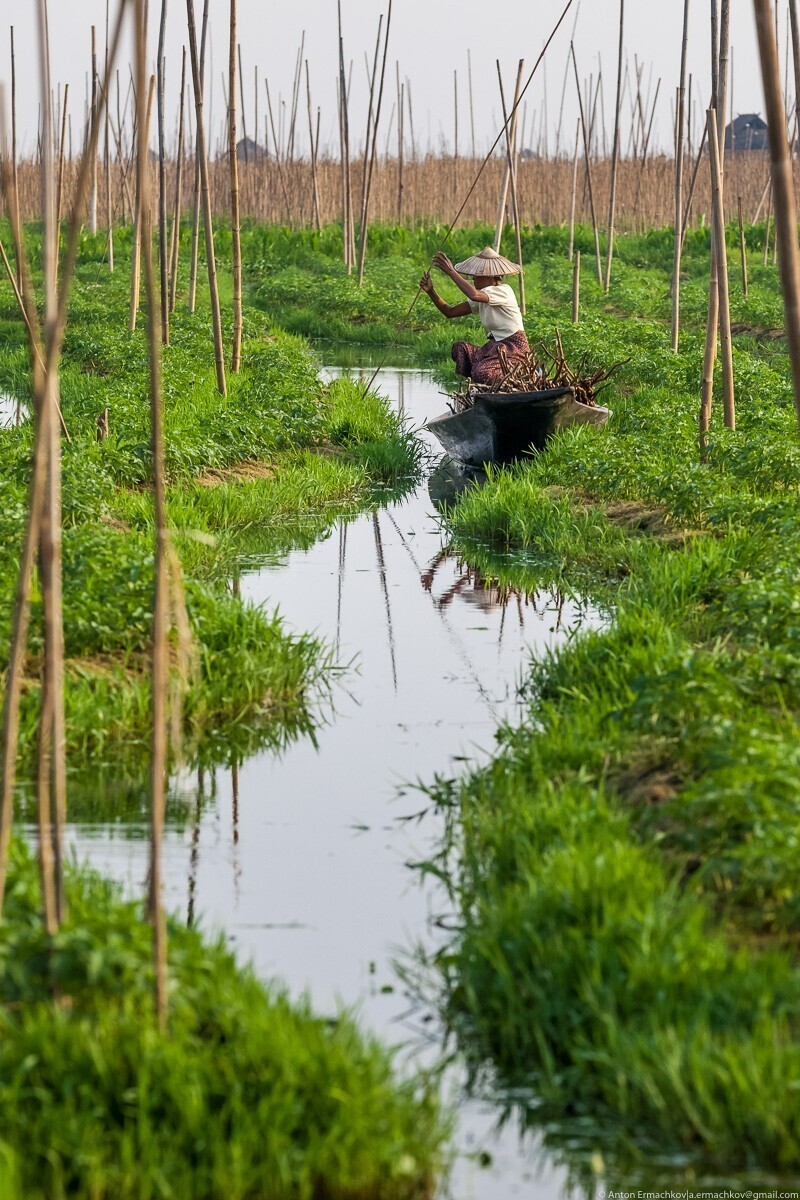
372, 512, 397, 692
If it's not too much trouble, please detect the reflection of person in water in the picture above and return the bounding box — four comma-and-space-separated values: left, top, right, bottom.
421, 549, 511, 615
419, 247, 529, 384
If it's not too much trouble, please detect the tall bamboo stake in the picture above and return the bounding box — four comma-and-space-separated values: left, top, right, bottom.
55, 82, 68, 268
186, 0, 227, 395
468, 49, 476, 157
133, 0, 168, 1032
738, 194, 748, 296
357, 0, 392, 287
498, 60, 526, 314
396, 63, 404, 220
671, 0, 691, 350
129, 75, 155, 332
188, 0, 209, 313
789, 0, 800, 146
36, 0, 67, 929
717, 0, 735, 426
104, 1, 114, 272
493, 64, 523, 253
571, 43, 603, 287
10, 28, 20, 285
604, 0, 624, 292
754, 0, 800, 431
568, 118, 580, 262
708, 108, 735, 430
90, 25, 98, 233
305, 61, 321, 230
229, 0, 242, 373
156, 0, 169, 344
169, 47, 186, 312
700, 0, 722, 445
572, 249, 581, 322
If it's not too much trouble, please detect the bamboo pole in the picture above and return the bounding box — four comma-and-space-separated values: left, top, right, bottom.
568, 118, 580, 262
493, 64, 523, 253
10, 27, 20, 286
305, 61, 321, 230
396, 64, 404, 220
186, 0, 227, 396
357, 0, 392, 286
229, 0, 242, 373
572, 249, 581, 321
717, 0, 735, 425
754, 0, 800, 431
169, 47, 186, 312
604, 0, 624, 292
671, 0, 691, 351
700, 0, 722, 446
188, 0, 209, 313
358, 15, 383, 240
129, 75, 155, 332
56, 82, 68, 270
133, 0, 168, 1032
708, 108, 735, 430
498, 60, 526, 314
738, 194, 748, 296
571, 43, 603, 287
36, 0, 67, 930
156, 0, 169, 344
90, 25, 98, 233
789, 0, 800, 147
468, 49, 476, 158
104, 1, 114, 272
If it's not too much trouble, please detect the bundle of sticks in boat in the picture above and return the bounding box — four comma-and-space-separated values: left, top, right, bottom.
449, 332, 626, 413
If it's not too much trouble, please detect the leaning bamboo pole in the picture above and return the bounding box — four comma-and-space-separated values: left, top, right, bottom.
229, 0, 242, 373
10, 27, 20, 285
186, 0, 227, 395
717, 0, 735, 431
754, 0, 800, 432
670, 0, 691, 351
604, 0, 625, 292
568, 117, 580, 262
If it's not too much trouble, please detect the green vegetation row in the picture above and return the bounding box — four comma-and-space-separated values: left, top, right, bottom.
0, 222, 419, 773
0, 842, 448, 1198
249, 221, 800, 1181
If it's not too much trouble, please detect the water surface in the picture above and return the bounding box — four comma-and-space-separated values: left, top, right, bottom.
55, 367, 604, 1198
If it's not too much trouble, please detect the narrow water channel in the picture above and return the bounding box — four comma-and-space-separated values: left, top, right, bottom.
50, 366, 605, 1197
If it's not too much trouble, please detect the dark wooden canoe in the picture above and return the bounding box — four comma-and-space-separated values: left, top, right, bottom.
426, 386, 610, 468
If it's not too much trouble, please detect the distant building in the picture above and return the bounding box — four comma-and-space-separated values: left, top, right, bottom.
725, 113, 768, 152
236, 136, 266, 162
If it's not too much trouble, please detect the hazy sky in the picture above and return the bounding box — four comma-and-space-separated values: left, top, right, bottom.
0, 1, 779, 158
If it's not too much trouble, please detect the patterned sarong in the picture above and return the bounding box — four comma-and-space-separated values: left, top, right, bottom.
451, 330, 530, 385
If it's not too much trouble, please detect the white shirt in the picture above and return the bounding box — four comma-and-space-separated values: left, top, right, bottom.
467, 282, 524, 340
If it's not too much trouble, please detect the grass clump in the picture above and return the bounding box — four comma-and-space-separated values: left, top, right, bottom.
0, 843, 449, 1199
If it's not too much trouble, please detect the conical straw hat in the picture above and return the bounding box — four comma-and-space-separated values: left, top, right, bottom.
453, 246, 520, 276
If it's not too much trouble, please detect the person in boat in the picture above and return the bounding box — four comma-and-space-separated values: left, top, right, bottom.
419, 247, 529, 385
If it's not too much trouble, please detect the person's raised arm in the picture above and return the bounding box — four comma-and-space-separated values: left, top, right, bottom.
431, 251, 491, 304
419, 271, 473, 319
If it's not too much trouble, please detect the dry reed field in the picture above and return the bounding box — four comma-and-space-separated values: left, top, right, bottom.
9, 149, 787, 231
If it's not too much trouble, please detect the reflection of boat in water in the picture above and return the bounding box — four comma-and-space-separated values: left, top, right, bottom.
427, 457, 487, 512
426, 386, 611, 469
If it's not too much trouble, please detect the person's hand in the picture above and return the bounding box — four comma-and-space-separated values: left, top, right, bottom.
419, 271, 434, 295
432, 251, 454, 275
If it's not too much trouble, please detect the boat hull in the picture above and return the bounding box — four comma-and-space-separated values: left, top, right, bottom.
426, 386, 610, 468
